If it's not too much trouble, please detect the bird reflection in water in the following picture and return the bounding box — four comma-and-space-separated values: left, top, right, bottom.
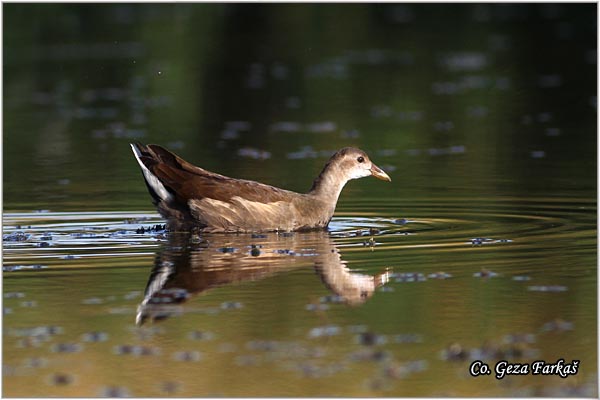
136, 231, 391, 325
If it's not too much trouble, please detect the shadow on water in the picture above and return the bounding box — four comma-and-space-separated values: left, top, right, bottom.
137, 231, 391, 325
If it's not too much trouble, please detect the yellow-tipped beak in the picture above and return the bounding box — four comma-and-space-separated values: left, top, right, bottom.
370, 163, 391, 182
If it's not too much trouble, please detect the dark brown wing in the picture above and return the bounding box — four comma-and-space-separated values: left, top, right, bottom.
135, 143, 296, 204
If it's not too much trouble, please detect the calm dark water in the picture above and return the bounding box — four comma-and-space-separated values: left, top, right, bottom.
3, 3, 597, 397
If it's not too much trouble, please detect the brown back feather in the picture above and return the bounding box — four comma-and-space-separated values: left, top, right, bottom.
140, 144, 296, 204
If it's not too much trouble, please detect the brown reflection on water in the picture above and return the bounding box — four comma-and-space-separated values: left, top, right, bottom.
137, 231, 391, 324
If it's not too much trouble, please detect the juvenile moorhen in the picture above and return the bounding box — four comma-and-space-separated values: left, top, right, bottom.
131, 143, 391, 232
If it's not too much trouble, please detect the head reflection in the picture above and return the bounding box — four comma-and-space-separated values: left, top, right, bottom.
136, 231, 390, 325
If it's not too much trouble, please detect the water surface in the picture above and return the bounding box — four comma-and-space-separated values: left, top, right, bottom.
3, 3, 597, 397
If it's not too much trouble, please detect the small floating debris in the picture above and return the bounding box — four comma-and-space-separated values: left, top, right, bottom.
188, 330, 215, 341
473, 268, 499, 278
23, 357, 48, 368
393, 218, 408, 225
113, 345, 160, 356
540, 318, 573, 332
348, 348, 390, 362
82, 297, 104, 305
159, 381, 181, 394
471, 237, 512, 246
135, 224, 166, 234
3, 231, 31, 242
235, 354, 262, 367
3, 265, 47, 272
346, 325, 368, 334
17, 337, 45, 348
9, 325, 63, 337
47, 373, 74, 386
82, 331, 109, 342
308, 325, 341, 338
392, 272, 427, 283
221, 301, 243, 310
356, 332, 387, 346
250, 245, 261, 257
527, 285, 568, 292
20, 301, 37, 308
245, 340, 281, 352
502, 333, 536, 344
530, 150, 546, 159
217, 343, 238, 353
123, 291, 141, 300
237, 147, 271, 160
392, 333, 423, 344
51, 343, 83, 353
428, 272, 453, 279
251, 233, 266, 239
270, 121, 302, 133
306, 121, 337, 133
98, 385, 131, 397
341, 129, 360, 138
384, 359, 429, 379
274, 249, 295, 255
512, 275, 531, 281
319, 295, 345, 304
305, 303, 330, 311
71, 232, 104, 239
218, 246, 236, 253
441, 343, 469, 361
173, 350, 202, 362
36, 242, 51, 248
4, 292, 25, 299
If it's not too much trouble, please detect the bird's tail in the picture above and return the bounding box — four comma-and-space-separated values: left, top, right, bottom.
130, 142, 174, 204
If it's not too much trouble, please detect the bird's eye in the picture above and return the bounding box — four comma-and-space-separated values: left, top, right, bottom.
357, 156, 365, 163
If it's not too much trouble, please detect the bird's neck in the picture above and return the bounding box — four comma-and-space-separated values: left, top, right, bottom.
308, 162, 349, 205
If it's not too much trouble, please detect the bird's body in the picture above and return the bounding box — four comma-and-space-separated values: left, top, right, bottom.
131, 143, 390, 232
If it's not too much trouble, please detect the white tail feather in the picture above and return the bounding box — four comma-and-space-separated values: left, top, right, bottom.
130, 144, 174, 202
